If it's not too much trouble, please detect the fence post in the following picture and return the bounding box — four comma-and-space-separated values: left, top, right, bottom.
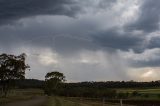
120, 99, 123, 106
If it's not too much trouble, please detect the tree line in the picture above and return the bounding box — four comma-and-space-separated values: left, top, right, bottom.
8, 79, 160, 89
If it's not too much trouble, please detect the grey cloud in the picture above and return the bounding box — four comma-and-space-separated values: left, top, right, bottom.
0, 0, 81, 24
54, 36, 98, 56
131, 59, 160, 68
121, 48, 160, 68
92, 28, 144, 52
0, 0, 118, 25
148, 37, 160, 49
58, 49, 130, 81
0, 21, 145, 54
126, 0, 160, 32
124, 56, 160, 68
98, 0, 117, 9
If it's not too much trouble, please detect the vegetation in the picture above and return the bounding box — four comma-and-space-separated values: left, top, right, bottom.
14, 79, 44, 89
44, 71, 65, 96
0, 88, 43, 105
44, 96, 107, 106
65, 81, 160, 88
0, 53, 30, 97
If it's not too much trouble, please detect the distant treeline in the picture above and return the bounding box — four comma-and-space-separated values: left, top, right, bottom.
1, 79, 159, 89
15, 79, 44, 88
65, 81, 160, 88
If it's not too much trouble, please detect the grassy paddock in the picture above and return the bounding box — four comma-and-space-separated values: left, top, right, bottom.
44, 96, 107, 106
0, 95, 33, 105
65, 97, 126, 106
0, 88, 44, 105
117, 88, 160, 94
44, 88, 160, 106
64, 97, 160, 106
10, 88, 44, 96
1, 88, 160, 106
116, 88, 160, 99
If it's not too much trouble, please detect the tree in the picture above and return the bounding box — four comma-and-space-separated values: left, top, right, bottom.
0, 53, 30, 97
45, 71, 65, 95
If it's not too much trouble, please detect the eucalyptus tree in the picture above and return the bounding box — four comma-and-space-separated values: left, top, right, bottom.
45, 71, 65, 95
0, 53, 30, 97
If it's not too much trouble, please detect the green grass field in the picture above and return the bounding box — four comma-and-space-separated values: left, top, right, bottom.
117, 88, 160, 93
44, 97, 120, 106
0, 89, 44, 104
116, 88, 160, 99
45, 97, 89, 106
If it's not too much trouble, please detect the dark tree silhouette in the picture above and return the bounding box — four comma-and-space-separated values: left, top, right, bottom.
0, 53, 30, 97
45, 71, 65, 95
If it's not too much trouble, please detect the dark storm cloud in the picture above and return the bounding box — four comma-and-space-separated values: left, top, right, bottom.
0, 0, 81, 24
148, 37, 160, 49
131, 60, 160, 67
92, 28, 144, 52
1, 0, 159, 52
0, 0, 118, 25
126, 0, 160, 32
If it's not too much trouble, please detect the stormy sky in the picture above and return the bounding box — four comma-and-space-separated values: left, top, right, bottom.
0, 0, 160, 82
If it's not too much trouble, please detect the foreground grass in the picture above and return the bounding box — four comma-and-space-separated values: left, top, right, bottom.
0, 89, 44, 105
45, 97, 90, 106
0, 95, 33, 105
45, 97, 122, 106
2, 88, 160, 106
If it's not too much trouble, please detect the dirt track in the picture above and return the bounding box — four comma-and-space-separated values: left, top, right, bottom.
3, 96, 47, 106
